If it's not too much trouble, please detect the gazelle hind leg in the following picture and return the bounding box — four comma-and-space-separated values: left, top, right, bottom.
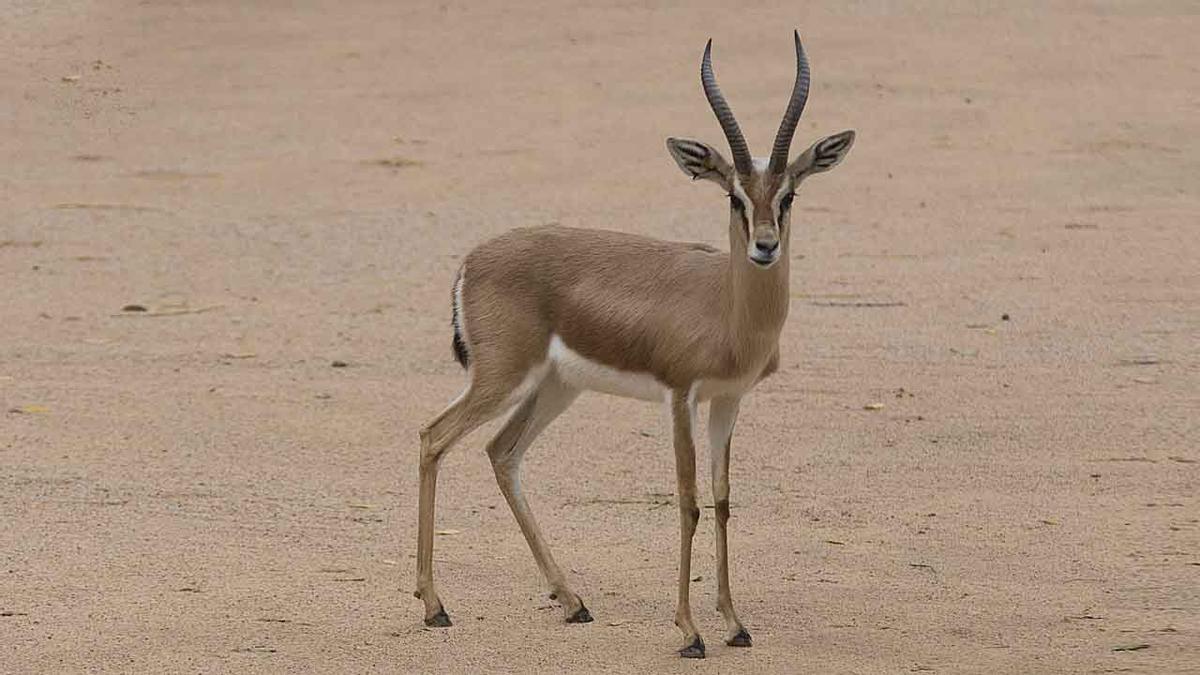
486, 375, 591, 623
709, 395, 750, 646
415, 368, 543, 626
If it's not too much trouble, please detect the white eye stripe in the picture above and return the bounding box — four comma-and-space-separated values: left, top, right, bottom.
730, 180, 754, 230
771, 188, 796, 221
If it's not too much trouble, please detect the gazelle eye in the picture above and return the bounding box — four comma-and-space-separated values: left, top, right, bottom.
728, 194, 745, 212
780, 192, 795, 211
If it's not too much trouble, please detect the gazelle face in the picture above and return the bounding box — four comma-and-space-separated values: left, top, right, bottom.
663, 33, 856, 271
667, 130, 855, 269
728, 162, 793, 268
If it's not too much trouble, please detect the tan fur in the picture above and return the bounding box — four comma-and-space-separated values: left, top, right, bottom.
413, 35, 856, 658
461, 223, 788, 391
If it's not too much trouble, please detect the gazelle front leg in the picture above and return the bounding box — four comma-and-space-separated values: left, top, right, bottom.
669, 389, 704, 658
709, 395, 751, 646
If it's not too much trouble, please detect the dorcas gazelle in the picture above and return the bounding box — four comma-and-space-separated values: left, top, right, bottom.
414, 30, 856, 659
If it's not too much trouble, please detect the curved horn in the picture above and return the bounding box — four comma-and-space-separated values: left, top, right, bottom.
767, 30, 811, 175
701, 39, 754, 177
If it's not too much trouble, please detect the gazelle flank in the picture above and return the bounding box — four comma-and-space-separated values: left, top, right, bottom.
413, 30, 856, 659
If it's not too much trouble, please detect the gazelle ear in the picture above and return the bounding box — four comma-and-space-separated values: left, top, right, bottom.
666, 138, 735, 191
787, 130, 856, 181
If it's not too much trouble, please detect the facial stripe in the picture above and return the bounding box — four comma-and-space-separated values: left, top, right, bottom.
731, 178, 754, 236
770, 184, 796, 228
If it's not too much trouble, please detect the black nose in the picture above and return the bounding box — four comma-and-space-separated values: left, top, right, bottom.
755, 240, 779, 255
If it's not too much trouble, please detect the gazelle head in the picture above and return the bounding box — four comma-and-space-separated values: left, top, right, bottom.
667, 31, 856, 269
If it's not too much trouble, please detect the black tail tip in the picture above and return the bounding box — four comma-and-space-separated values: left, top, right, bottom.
451, 326, 469, 369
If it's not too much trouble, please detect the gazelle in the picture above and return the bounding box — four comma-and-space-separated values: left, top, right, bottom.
414, 30, 855, 658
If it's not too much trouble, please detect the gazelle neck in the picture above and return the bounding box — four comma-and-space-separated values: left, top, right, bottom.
726, 242, 790, 361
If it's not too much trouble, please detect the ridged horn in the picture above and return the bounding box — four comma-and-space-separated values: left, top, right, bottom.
701, 39, 754, 177
767, 30, 811, 176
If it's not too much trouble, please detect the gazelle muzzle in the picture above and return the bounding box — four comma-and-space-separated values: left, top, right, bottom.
748, 231, 780, 267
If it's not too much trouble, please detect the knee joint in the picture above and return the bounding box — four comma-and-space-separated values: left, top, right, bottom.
715, 499, 730, 524
419, 438, 443, 470
419, 427, 435, 452
489, 454, 518, 480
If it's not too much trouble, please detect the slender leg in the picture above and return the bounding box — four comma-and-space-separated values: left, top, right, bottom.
670, 389, 704, 658
486, 375, 591, 623
709, 395, 750, 646
415, 382, 520, 626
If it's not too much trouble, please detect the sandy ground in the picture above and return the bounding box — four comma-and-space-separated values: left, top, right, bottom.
2, 1, 1198, 672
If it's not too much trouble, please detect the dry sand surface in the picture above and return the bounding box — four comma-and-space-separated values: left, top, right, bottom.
2, 1, 1198, 673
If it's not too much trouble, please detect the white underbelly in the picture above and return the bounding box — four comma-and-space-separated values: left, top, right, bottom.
548, 335, 666, 401
546, 335, 762, 403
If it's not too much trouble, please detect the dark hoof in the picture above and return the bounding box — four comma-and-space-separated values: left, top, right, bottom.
566, 604, 593, 624
424, 606, 452, 627
679, 636, 705, 659
726, 628, 752, 647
